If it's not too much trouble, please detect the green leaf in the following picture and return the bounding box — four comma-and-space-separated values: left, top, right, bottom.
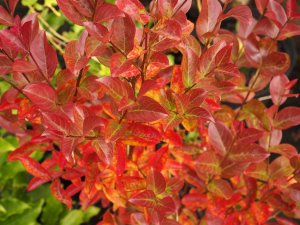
1, 200, 44, 225
21, 0, 37, 6
0, 198, 30, 220
60, 210, 84, 225
82, 206, 100, 222
0, 137, 16, 153
41, 196, 64, 225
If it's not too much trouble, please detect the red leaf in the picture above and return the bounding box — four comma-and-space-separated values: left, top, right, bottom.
236, 128, 264, 145
270, 144, 297, 159
13, 59, 37, 73
208, 122, 233, 156
57, 0, 86, 25
156, 196, 176, 214
196, 0, 222, 38
207, 179, 233, 199
83, 22, 109, 43
158, 0, 178, 17
18, 156, 51, 180
121, 123, 162, 146
286, 0, 298, 18
94, 3, 124, 22
229, 143, 269, 163
0, 55, 13, 75
196, 151, 221, 176
270, 74, 290, 106
261, 52, 290, 76
129, 190, 156, 208
116, 142, 126, 176
0, 29, 28, 53
105, 120, 128, 142
147, 169, 166, 195
50, 179, 72, 208
69, 0, 93, 18
23, 83, 57, 111
110, 15, 135, 55
222, 5, 252, 24
110, 53, 140, 78
97, 76, 134, 102
8, 0, 18, 14
116, 0, 149, 24
42, 113, 72, 135
274, 107, 300, 130
0, 6, 14, 26
255, 0, 269, 15
93, 139, 114, 165
127, 96, 168, 123
181, 47, 198, 88
30, 31, 58, 79
61, 136, 79, 163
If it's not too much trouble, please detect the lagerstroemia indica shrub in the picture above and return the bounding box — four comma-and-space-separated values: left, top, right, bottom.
1, 0, 300, 224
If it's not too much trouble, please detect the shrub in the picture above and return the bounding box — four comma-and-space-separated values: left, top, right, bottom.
1, 0, 300, 224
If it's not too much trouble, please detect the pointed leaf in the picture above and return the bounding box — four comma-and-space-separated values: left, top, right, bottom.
50, 179, 72, 208
274, 107, 300, 130
23, 83, 57, 111
0, 6, 14, 26
18, 156, 51, 180
129, 190, 156, 208
147, 169, 166, 195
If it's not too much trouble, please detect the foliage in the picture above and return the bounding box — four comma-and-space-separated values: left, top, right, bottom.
1, 0, 300, 224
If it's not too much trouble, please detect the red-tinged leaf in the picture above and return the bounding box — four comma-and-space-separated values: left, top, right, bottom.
0, 6, 14, 26
83, 115, 105, 135
105, 120, 128, 142
23, 83, 57, 111
270, 144, 297, 159
0, 55, 12, 75
18, 156, 51, 180
158, 0, 178, 17
27, 177, 49, 191
57, 0, 86, 25
148, 146, 168, 171
196, 151, 221, 176
30, 32, 58, 79
278, 23, 300, 40
276, 217, 298, 225
222, 5, 252, 24
116, 0, 149, 24
261, 52, 290, 76
199, 40, 227, 77
181, 47, 198, 88
9, 0, 18, 14
0, 29, 28, 53
196, 0, 222, 38
270, 74, 290, 106
269, 156, 294, 180
129, 190, 156, 208
251, 202, 270, 224
215, 45, 232, 66
121, 123, 162, 146
255, 0, 269, 15
42, 113, 72, 135
147, 168, 166, 195
51, 179, 72, 208
153, 19, 182, 41
245, 161, 269, 181
185, 107, 214, 122
64, 41, 89, 74
116, 142, 126, 176
138, 80, 159, 98
83, 22, 109, 43
94, 3, 124, 22
110, 53, 140, 78
208, 121, 233, 156
182, 192, 208, 209
156, 196, 176, 214
236, 128, 264, 145
97, 76, 134, 102
274, 107, 300, 130
207, 179, 233, 199
93, 139, 114, 165
161, 219, 180, 225
166, 178, 184, 193
174, 0, 192, 14
65, 184, 82, 197
266, 0, 287, 26
229, 143, 269, 163
13, 59, 37, 73
61, 136, 79, 163
69, 0, 93, 18
110, 15, 135, 55
286, 0, 298, 18
127, 96, 168, 123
